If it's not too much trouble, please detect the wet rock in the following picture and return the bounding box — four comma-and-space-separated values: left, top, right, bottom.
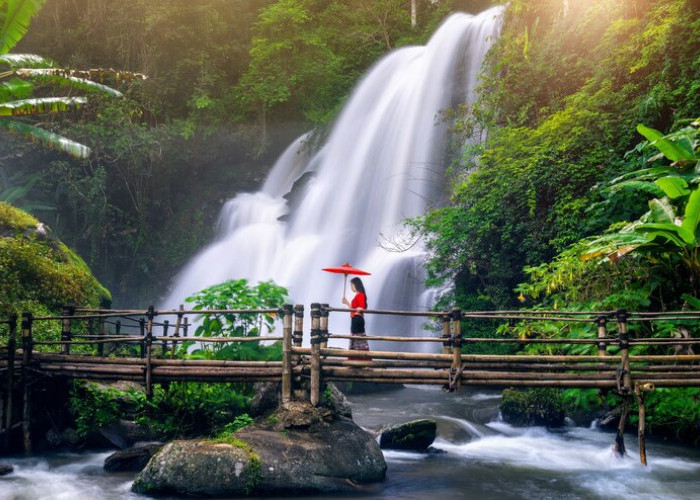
132, 401, 386, 496
104, 443, 163, 472
0, 463, 13, 476
379, 419, 437, 452
249, 382, 281, 418
96, 419, 156, 450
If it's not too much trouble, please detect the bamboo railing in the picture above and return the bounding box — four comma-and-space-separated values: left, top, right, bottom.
1, 303, 700, 463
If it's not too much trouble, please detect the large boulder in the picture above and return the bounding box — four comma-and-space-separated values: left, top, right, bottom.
0, 463, 13, 476
379, 419, 437, 452
132, 401, 386, 496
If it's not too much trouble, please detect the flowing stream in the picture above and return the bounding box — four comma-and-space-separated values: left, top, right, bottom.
3, 386, 700, 499
162, 7, 503, 347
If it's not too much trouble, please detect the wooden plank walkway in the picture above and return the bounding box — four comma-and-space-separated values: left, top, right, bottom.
1, 303, 700, 462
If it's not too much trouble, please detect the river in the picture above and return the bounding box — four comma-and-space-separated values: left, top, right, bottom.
3, 385, 700, 499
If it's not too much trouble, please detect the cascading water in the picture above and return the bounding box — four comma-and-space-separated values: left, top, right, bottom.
162, 7, 504, 348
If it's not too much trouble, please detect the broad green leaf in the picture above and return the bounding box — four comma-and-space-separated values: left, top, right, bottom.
0, 96, 86, 115
636, 222, 693, 247
654, 176, 690, 199
681, 294, 700, 310
638, 123, 695, 162
0, 119, 90, 158
603, 180, 663, 197
0, 52, 52, 68
0, 0, 45, 55
14, 68, 123, 97
0, 77, 32, 100
681, 187, 700, 243
648, 197, 676, 223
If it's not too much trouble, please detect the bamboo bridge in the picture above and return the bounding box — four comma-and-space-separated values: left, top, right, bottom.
1, 303, 700, 464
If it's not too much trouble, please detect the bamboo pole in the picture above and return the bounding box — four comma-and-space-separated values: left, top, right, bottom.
596, 315, 608, 357
617, 309, 632, 394
282, 304, 293, 403
293, 304, 304, 365
635, 383, 648, 466
61, 306, 74, 355
171, 305, 183, 359
139, 318, 146, 359
145, 306, 154, 399
310, 303, 321, 406
450, 308, 463, 393
21, 312, 33, 454
442, 315, 451, 355
615, 396, 629, 457
162, 320, 169, 357
320, 303, 329, 349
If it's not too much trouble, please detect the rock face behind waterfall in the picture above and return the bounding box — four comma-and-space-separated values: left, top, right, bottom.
132, 401, 386, 496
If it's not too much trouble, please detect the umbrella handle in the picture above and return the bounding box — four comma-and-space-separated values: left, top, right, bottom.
343, 274, 348, 300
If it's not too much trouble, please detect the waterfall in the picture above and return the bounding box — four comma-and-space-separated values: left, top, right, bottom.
162, 7, 503, 349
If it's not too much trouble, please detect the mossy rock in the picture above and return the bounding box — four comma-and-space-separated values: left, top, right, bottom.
0, 202, 110, 319
500, 388, 566, 427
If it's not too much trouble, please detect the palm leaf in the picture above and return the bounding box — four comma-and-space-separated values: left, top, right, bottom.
0, 0, 46, 55
0, 118, 90, 158
0, 96, 87, 115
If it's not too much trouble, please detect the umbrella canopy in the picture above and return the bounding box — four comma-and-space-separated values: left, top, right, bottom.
321, 263, 371, 276
322, 262, 371, 298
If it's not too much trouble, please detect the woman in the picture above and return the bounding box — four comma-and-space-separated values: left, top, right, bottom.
342, 277, 369, 352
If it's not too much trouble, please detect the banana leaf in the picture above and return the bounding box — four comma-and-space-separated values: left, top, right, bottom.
0, 96, 87, 115
0, 0, 45, 55
14, 68, 123, 97
0, 118, 90, 158
0, 52, 52, 68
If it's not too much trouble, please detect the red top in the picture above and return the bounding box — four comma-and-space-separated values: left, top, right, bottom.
350, 292, 366, 316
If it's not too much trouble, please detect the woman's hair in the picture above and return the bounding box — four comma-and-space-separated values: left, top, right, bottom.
350, 277, 367, 307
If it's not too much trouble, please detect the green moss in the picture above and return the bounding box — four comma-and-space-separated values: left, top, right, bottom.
500, 388, 566, 427
0, 202, 110, 320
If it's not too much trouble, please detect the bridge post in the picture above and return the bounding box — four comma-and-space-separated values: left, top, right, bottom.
2, 314, 17, 452
442, 314, 451, 355
595, 315, 608, 357
293, 305, 304, 365
145, 306, 155, 399
61, 305, 75, 355
614, 308, 631, 458
320, 304, 329, 349
97, 297, 111, 357
451, 308, 463, 393
139, 318, 146, 358
162, 320, 170, 357
310, 303, 322, 406
21, 312, 33, 454
282, 304, 294, 403
171, 305, 184, 359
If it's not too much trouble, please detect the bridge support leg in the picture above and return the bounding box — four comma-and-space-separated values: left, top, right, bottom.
2, 314, 17, 453
21, 312, 33, 454
635, 384, 647, 466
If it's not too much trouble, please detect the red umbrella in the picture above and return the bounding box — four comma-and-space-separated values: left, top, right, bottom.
322, 262, 371, 297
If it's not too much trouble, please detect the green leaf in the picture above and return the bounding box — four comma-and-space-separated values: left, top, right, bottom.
638, 123, 695, 163
681, 294, 700, 310
14, 68, 123, 97
0, 52, 52, 68
0, 96, 86, 115
654, 177, 690, 200
0, 0, 46, 55
681, 187, 700, 244
636, 222, 693, 247
648, 197, 676, 224
0, 118, 91, 158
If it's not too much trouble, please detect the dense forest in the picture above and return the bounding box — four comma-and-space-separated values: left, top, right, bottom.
4, 0, 491, 306
2, 0, 700, 451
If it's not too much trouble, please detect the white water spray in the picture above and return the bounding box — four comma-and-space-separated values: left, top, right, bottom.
162, 7, 504, 347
